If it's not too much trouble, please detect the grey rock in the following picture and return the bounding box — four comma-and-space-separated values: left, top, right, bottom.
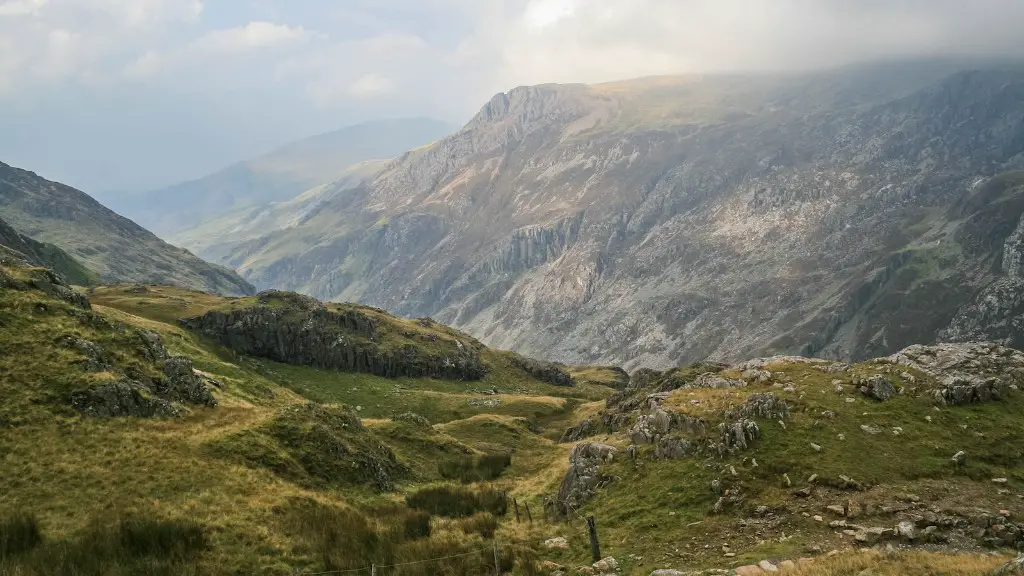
70, 380, 179, 418
557, 442, 616, 514
159, 357, 217, 407
859, 375, 896, 401
392, 412, 432, 428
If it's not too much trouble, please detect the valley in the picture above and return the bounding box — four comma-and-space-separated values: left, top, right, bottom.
2, 250, 1022, 574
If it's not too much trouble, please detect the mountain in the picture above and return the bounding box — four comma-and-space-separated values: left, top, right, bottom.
0, 161, 254, 295
99, 117, 457, 236
169, 159, 389, 264
2, 252, 1023, 574
0, 215, 98, 286
218, 60, 1024, 369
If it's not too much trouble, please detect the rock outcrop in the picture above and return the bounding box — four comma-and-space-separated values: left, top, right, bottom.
557, 442, 616, 515
182, 290, 488, 381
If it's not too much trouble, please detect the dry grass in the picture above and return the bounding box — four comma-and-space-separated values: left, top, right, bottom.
786, 549, 1011, 575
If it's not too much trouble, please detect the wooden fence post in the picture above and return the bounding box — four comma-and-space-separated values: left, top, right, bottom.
586, 515, 601, 562
524, 502, 533, 524
513, 498, 521, 522
493, 541, 501, 575
371, 564, 377, 576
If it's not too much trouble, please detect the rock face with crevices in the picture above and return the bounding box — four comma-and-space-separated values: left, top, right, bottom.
557, 442, 617, 515
182, 290, 488, 381
209, 62, 1024, 370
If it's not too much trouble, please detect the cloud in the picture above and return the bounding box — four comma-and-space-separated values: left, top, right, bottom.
0, 0, 47, 17
348, 73, 395, 98
3, 0, 1024, 192
191, 21, 311, 54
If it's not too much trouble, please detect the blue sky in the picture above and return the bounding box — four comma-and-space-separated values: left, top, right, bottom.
1, 0, 1023, 193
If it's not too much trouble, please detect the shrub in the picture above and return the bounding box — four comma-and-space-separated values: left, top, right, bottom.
118, 518, 206, 559
0, 512, 43, 557
437, 453, 512, 483
459, 513, 498, 539
405, 486, 508, 518
403, 511, 432, 541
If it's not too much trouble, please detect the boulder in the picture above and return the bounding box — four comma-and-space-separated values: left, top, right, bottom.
543, 537, 569, 550
159, 357, 217, 407
859, 375, 896, 401
557, 443, 616, 514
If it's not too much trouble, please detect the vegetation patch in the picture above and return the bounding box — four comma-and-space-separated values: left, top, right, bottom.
207, 402, 406, 490
438, 453, 513, 483
405, 486, 508, 518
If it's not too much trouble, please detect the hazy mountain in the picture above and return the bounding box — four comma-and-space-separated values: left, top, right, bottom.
0, 215, 98, 286
0, 161, 254, 295
215, 60, 1024, 369
169, 159, 389, 264
98, 118, 457, 236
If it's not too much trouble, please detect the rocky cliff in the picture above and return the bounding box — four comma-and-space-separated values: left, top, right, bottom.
181, 290, 489, 380
0, 161, 254, 296
215, 60, 1024, 369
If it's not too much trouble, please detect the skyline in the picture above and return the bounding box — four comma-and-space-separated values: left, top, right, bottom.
2, 0, 1023, 193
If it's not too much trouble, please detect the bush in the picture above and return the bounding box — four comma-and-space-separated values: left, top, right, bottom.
0, 512, 43, 557
118, 518, 206, 559
438, 453, 512, 483
405, 486, 508, 518
0, 515, 206, 576
403, 511, 432, 541
459, 513, 498, 539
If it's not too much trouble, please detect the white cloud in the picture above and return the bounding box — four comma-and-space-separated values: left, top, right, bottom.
0, 0, 47, 17
191, 21, 311, 54
348, 73, 394, 97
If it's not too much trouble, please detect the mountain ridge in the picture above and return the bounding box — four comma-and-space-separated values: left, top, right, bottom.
213, 61, 1024, 369
0, 161, 254, 296
99, 117, 457, 237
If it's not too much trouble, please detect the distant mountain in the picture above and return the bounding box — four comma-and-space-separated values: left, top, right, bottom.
0, 161, 254, 296
0, 215, 98, 286
169, 159, 389, 264
217, 60, 1024, 369
99, 118, 457, 236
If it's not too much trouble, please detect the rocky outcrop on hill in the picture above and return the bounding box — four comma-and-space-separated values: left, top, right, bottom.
67, 330, 217, 418
556, 442, 617, 515
182, 290, 488, 380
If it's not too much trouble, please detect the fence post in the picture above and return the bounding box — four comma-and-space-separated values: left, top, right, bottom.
586, 515, 601, 562
371, 564, 377, 576
493, 541, 501, 575
524, 502, 533, 524
513, 498, 521, 522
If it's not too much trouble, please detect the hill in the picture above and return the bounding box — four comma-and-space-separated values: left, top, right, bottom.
0, 161, 254, 296
0, 215, 97, 286
1, 252, 1022, 574
213, 60, 1024, 370
99, 118, 456, 237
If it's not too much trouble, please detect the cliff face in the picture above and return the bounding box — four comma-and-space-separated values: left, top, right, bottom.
218, 62, 1024, 369
181, 291, 489, 380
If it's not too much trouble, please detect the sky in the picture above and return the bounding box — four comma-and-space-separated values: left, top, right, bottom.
1, 0, 1023, 193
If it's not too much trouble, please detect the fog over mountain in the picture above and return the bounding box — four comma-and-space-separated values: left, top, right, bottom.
1, 0, 1023, 193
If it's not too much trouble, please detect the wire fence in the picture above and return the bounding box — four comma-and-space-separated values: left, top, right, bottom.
294, 543, 498, 575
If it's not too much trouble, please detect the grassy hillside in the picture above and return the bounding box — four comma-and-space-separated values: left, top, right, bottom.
0, 215, 98, 286
0, 161, 253, 296
2, 265, 1022, 574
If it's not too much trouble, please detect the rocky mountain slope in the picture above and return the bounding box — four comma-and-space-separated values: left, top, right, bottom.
0, 161, 254, 295
217, 60, 1024, 370
99, 117, 455, 237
